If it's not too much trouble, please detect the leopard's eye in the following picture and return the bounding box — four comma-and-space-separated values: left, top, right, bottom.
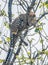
33, 15, 35, 17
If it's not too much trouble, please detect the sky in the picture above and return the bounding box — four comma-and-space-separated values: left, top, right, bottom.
0, 0, 48, 65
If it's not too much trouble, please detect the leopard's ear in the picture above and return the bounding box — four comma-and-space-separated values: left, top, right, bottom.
29, 11, 35, 16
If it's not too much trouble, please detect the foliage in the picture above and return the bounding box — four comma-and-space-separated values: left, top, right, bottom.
0, 10, 7, 16
4, 22, 10, 29
5, 37, 10, 42
0, 0, 48, 65
39, 0, 48, 8
0, 59, 4, 63
0, 40, 2, 44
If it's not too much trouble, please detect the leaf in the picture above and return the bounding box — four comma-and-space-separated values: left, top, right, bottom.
39, 2, 48, 8
16, 55, 19, 58
39, 50, 48, 55
43, 1, 48, 8
39, 4, 42, 8
0, 32, 1, 35
0, 59, 4, 63
0, 40, 2, 44
38, 50, 44, 54
40, 39, 44, 44
4, 22, 7, 26
45, 0, 48, 4
27, 39, 32, 44
31, 58, 35, 62
26, 58, 30, 61
6, 24, 10, 28
37, 56, 43, 60
38, 21, 42, 25
45, 4, 48, 8
44, 50, 48, 55
35, 24, 43, 31
5, 37, 10, 42
27, 51, 30, 55
35, 28, 39, 32
4, 22, 9, 29
44, 2, 48, 8
0, 10, 7, 16
21, 61, 25, 64
26, 58, 35, 63
39, 27, 43, 31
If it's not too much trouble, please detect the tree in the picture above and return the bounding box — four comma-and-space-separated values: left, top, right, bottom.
0, 0, 48, 65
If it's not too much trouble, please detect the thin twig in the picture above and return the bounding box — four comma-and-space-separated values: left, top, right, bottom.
18, 0, 27, 11
34, 0, 41, 12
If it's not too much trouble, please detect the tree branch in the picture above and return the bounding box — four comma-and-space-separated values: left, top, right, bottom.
8, 0, 13, 23
18, 0, 27, 11
36, 12, 48, 23
34, 0, 41, 12
27, 0, 36, 13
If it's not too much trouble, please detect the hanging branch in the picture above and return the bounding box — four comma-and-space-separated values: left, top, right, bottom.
2, 0, 13, 65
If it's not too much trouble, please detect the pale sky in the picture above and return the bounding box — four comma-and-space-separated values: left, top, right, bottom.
0, 0, 48, 65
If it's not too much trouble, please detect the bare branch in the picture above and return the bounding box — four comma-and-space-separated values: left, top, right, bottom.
34, 0, 41, 12
27, 0, 36, 13
18, 0, 27, 11
36, 12, 48, 23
